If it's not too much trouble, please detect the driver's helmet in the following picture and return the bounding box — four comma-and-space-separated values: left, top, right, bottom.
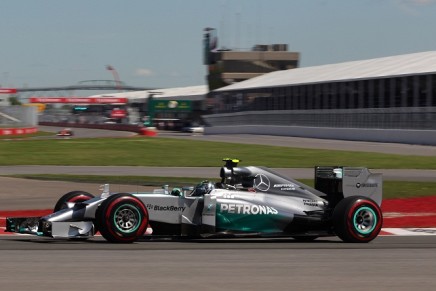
171, 188, 182, 196
191, 180, 215, 196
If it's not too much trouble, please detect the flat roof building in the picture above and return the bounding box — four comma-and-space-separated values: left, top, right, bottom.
205, 51, 436, 131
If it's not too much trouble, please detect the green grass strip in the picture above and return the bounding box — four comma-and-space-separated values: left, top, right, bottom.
1, 136, 436, 169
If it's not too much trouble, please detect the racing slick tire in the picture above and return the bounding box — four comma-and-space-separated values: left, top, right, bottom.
332, 196, 383, 243
53, 191, 95, 212
96, 193, 149, 243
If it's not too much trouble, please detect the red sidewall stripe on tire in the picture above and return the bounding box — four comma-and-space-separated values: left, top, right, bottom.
347, 199, 383, 242
104, 196, 149, 241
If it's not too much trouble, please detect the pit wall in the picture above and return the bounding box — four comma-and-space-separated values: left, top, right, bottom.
204, 125, 436, 146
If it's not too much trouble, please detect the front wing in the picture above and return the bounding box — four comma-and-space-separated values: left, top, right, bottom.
6, 217, 95, 239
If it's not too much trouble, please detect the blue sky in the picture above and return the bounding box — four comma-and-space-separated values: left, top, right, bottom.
1, 0, 436, 90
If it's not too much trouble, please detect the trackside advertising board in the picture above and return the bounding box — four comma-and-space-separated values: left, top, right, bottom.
0, 127, 38, 136
29, 97, 128, 104
152, 100, 192, 112
0, 88, 17, 94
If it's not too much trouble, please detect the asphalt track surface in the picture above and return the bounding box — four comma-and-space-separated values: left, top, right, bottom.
1, 127, 436, 290
0, 235, 435, 290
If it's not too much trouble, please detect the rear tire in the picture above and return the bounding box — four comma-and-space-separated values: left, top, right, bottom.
96, 193, 149, 243
332, 196, 383, 243
53, 191, 95, 212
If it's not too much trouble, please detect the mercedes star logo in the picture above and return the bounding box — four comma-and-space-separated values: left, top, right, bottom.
254, 174, 270, 191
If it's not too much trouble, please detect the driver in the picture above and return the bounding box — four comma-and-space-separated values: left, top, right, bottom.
190, 180, 215, 196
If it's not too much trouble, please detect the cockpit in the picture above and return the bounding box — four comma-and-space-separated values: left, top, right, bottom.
189, 180, 215, 196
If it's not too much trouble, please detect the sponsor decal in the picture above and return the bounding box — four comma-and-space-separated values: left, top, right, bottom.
303, 199, 321, 207
152, 100, 192, 112
220, 203, 278, 215
0, 88, 17, 94
168, 100, 178, 109
356, 183, 378, 189
0, 127, 38, 136
154, 205, 185, 212
253, 174, 270, 191
145, 204, 185, 212
274, 183, 296, 191
29, 97, 128, 104
111, 109, 127, 118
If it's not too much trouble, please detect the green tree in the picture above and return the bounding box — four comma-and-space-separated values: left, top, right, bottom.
8, 95, 22, 105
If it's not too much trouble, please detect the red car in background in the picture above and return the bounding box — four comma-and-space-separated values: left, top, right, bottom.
56, 128, 74, 137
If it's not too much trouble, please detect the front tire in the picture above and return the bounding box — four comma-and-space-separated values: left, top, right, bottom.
53, 191, 95, 212
96, 193, 149, 243
332, 196, 383, 243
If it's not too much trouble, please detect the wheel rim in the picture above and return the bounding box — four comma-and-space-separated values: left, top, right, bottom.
113, 204, 142, 234
353, 206, 377, 235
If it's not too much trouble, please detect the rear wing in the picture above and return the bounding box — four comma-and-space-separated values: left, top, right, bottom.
315, 166, 382, 206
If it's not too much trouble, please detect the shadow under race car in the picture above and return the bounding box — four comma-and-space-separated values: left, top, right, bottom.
6, 159, 383, 243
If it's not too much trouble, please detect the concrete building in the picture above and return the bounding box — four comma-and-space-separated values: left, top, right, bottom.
204, 28, 299, 90
204, 51, 436, 145
207, 45, 300, 90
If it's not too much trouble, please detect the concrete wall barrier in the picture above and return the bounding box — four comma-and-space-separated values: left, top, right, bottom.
205, 125, 436, 146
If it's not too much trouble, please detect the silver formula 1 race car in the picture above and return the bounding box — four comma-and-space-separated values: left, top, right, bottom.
6, 159, 383, 243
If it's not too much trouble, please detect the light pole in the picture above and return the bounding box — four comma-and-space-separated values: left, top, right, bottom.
203, 27, 217, 65
106, 65, 122, 91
